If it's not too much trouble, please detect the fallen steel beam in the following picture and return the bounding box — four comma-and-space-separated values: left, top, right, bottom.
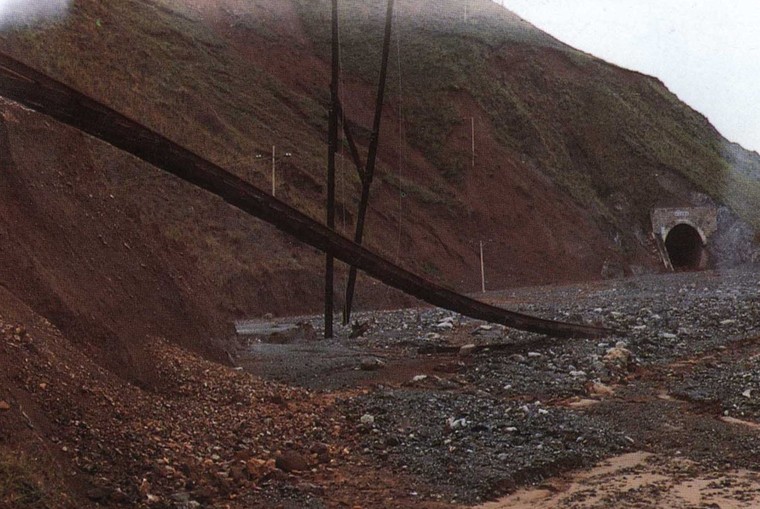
0, 52, 615, 339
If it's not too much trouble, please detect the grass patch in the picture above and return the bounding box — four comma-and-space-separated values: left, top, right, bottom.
0, 452, 50, 509
422, 260, 442, 278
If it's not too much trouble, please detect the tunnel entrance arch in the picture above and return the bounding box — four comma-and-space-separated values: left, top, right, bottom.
664, 223, 706, 270
651, 207, 717, 271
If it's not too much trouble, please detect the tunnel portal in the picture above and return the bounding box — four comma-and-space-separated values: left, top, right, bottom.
651, 207, 717, 272
664, 223, 705, 270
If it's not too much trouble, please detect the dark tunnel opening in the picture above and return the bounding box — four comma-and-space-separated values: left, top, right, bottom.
665, 223, 706, 270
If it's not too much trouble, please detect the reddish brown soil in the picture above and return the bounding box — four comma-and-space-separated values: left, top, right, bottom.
0, 284, 458, 508
0, 1, 746, 507
0, 0, 650, 380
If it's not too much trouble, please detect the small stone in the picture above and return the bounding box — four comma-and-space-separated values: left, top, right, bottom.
604, 347, 634, 369
0, 401, 10, 411
588, 382, 614, 397
246, 458, 276, 478
360, 357, 385, 371
170, 492, 193, 504
660, 332, 677, 339
447, 417, 467, 429
472, 325, 494, 335
742, 389, 753, 398
229, 463, 250, 483
434, 361, 465, 374
527, 351, 542, 358
720, 319, 737, 325
497, 453, 509, 461
275, 451, 309, 473
360, 414, 375, 426
385, 435, 401, 447
85, 486, 111, 502
350, 321, 371, 339
411, 374, 428, 383
569, 370, 587, 379
459, 344, 476, 356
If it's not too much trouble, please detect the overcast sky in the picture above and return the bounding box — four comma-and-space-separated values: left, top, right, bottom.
0, 0, 69, 28
502, 0, 760, 153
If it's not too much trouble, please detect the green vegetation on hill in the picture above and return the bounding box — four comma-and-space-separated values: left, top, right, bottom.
0, 0, 758, 337
6, 0, 759, 232
295, 0, 760, 229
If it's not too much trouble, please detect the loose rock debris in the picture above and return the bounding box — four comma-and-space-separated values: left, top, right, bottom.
4, 268, 760, 507
235, 267, 760, 505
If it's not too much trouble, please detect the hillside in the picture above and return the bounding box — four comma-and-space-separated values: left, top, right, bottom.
0, 0, 758, 368
4, 0, 760, 507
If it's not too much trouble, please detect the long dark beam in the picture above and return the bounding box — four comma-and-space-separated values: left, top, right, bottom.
0, 52, 615, 339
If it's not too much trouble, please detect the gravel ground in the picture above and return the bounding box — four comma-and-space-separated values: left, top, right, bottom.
238, 266, 760, 504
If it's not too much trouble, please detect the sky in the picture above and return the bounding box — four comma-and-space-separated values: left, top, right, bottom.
502, 0, 760, 153
0, 0, 69, 28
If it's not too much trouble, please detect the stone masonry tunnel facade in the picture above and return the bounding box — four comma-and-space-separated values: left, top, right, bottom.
651, 207, 718, 271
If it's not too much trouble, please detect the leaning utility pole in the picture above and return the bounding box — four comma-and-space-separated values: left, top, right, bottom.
343, 0, 395, 325
325, 0, 340, 338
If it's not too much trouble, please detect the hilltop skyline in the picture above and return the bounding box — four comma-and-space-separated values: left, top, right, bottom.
504, 0, 760, 154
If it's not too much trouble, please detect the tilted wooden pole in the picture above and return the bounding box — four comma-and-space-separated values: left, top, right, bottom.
325, 0, 340, 338
335, 98, 364, 182
0, 51, 616, 339
343, 0, 395, 325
